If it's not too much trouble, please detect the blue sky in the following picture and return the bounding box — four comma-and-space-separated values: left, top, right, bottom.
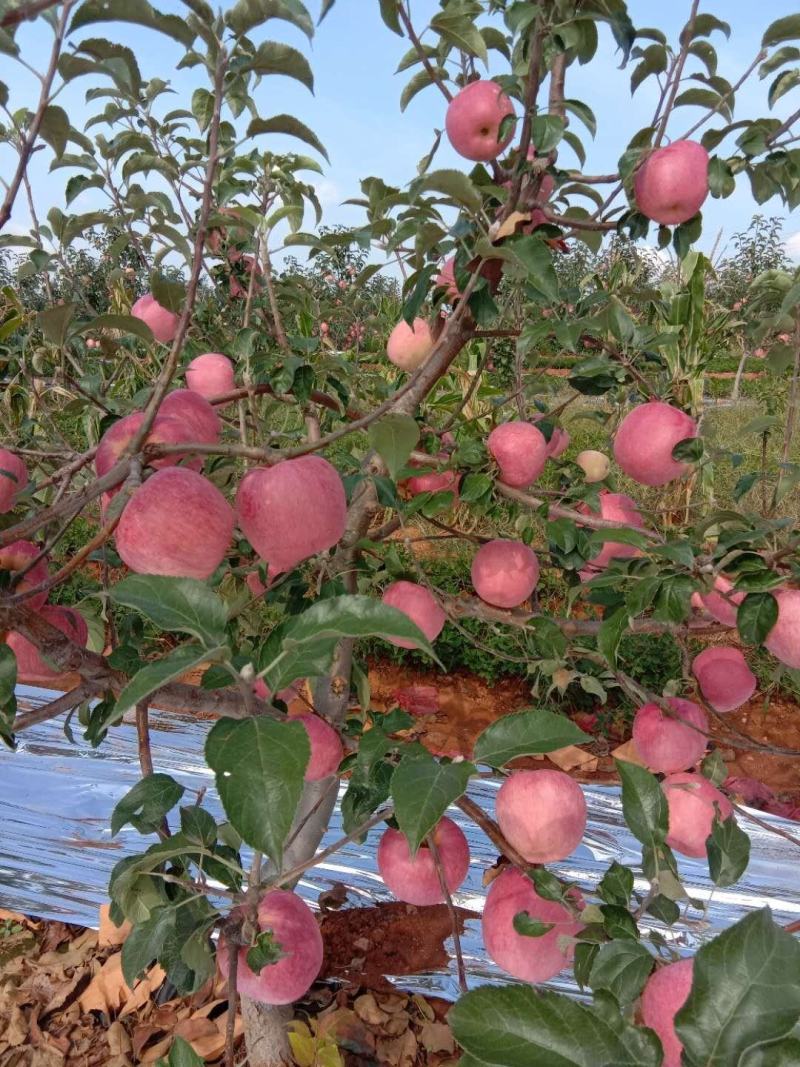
5, 0, 800, 266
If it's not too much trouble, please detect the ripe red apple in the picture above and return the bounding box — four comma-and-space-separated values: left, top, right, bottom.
632, 698, 708, 773
698, 575, 744, 626
578, 490, 645, 577
445, 80, 515, 162
641, 958, 694, 1067
0, 540, 50, 610
96, 412, 205, 489
575, 449, 610, 483
435, 256, 461, 300
613, 401, 698, 486
116, 468, 234, 579
545, 427, 570, 459
381, 581, 446, 649
471, 539, 540, 609
131, 293, 179, 344
634, 140, 709, 226
495, 769, 587, 862
691, 646, 756, 713
158, 388, 221, 445
217, 890, 323, 1005
386, 318, 434, 371
662, 771, 733, 857
377, 816, 469, 905
235, 456, 347, 578
405, 468, 460, 499
0, 450, 26, 513
482, 867, 583, 983
185, 353, 235, 399
6, 605, 88, 686
764, 587, 800, 669
487, 422, 548, 489
290, 711, 344, 781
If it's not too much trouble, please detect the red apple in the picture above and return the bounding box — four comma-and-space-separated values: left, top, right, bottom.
662, 771, 733, 857
632, 698, 708, 773
764, 587, 800, 669
290, 711, 344, 781
235, 456, 347, 578
0, 540, 49, 611
377, 816, 469, 905
445, 80, 515, 162
692, 646, 756, 713
578, 490, 645, 577
471, 539, 540, 609
386, 318, 434, 371
495, 769, 587, 863
482, 867, 583, 983
186, 353, 235, 399
116, 468, 234, 579
640, 958, 694, 1067
158, 388, 220, 445
0, 450, 26, 513
435, 256, 461, 300
381, 580, 446, 649
487, 422, 548, 489
6, 604, 88, 686
131, 293, 179, 344
217, 890, 323, 1005
634, 140, 709, 226
613, 401, 698, 486
698, 575, 744, 627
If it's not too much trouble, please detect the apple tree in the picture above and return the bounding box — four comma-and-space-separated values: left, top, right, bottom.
1, 0, 800, 1064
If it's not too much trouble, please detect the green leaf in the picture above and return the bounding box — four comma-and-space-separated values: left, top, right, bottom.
400, 67, 448, 111
246, 114, 328, 161
431, 11, 488, 64
768, 69, 800, 108
205, 717, 309, 868
38, 303, 77, 346
108, 575, 228, 649
736, 591, 779, 645
39, 105, 70, 157
243, 40, 314, 92
597, 609, 627, 668
413, 168, 482, 214
69, 0, 195, 45
368, 413, 420, 479
65, 173, 105, 206
378, 0, 401, 34
448, 984, 662, 1067
615, 759, 667, 848
114, 645, 220, 722
507, 235, 559, 303
473, 709, 590, 768
150, 273, 185, 313
191, 87, 213, 131
111, 774, 185, 836
760, 46, 800, 77
226, 0, 314, 39
122, 896, 214, 992
281, 594, 440, 661
589, 940, 653, 1006
597, 861, 634, 908
512, 912, 554, 938
76, 313, 154, 343
707, 814, 750, 887
0, 644, 17, 745
763, 15, 800, 48
246, 928, 287, 972
161, 1035, 205, 1067
676, 908, 800, 1066
391, 751, 474, 854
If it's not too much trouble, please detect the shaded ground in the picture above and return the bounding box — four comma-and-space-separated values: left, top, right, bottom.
0, 905, 460, 1066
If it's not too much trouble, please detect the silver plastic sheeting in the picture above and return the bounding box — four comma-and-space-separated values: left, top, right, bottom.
2, 686, 800, 1001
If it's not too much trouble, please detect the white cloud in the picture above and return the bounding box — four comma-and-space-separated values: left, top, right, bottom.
312, 179, 342, 209
786, 231, 800, 262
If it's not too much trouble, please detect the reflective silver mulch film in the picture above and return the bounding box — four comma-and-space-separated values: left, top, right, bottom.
1, 686, 799, 1000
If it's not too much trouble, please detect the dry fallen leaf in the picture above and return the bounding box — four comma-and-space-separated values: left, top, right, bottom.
419, 1019, 456, 1054
354, 992, 389, 1026
611, 738, 648, 768
98, 904, 132, 949
79, 952, 165, 1017
548, 745, 599, 773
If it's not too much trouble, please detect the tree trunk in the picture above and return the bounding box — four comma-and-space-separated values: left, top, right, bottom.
239, 313, 474, 1063
242, 998, 292, 1066
731, 343, 748, 402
